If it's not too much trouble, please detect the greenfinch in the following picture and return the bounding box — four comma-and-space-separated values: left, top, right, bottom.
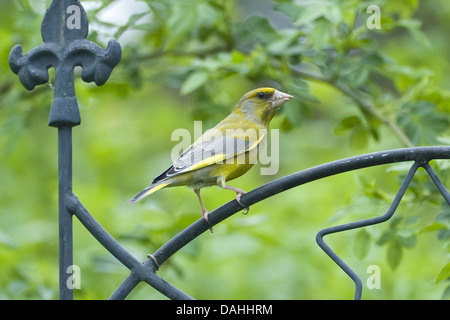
129, 87, 293, 227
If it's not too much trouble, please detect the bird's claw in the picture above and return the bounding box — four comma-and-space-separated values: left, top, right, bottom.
202, 209, 214, 233
147, 253, 161, 270
236, 192, 250, 215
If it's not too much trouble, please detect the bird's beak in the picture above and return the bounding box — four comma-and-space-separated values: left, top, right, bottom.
272, 90, 294, 107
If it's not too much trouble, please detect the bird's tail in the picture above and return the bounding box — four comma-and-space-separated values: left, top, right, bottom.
128, 182, 169, 204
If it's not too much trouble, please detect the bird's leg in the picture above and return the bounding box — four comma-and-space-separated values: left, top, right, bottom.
218, 181, 250, 215
194, 189, 213, 233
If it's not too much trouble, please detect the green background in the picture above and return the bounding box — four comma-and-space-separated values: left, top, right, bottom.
0, 0, 449, 299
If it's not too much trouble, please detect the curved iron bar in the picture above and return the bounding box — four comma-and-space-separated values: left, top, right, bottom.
316, 162, 419, 300
66, 193, 194, 300
422, 162, 450, 206
316, 159, 450, 299
109, 146, 450, 299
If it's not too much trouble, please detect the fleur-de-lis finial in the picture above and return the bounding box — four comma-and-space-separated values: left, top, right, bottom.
9, 0, 121, 127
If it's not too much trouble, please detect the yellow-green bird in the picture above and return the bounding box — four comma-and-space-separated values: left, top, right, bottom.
129, 87, 293, 227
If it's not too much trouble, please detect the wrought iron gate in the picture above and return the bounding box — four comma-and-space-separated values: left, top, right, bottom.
8, 0, 450, 300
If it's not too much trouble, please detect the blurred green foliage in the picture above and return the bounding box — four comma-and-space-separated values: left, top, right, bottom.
1, 0, 450, 299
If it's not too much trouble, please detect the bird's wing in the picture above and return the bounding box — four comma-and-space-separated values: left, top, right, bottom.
152, 127, 265, 183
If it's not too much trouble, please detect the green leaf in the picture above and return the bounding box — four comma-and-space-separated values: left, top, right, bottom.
354, 228, 371, 260
275, 3, 302, 21
244, 15, 278, 43
294, 1, 342, 26
362, 53, 385, 67
435, 262, 450, 284
311, 17, 332, 49
437, 210, 450, 227
397, 101, 450, 145
397, 19, 431, 49
437, 229, 450, 241
126, 12, 150, 27
180, 70, 209, 95
14, 0, 32, 11
283, 102, 303, 127
288, 78, 319, 103
407, 27, 431, 49
166, 3, 197, 48
279, 113, 294, 131
348, 67, 369, 87
389, 216, 403, 229
419, 222, 446, 234
387, 239, 402, 269
334, 116, 361, 136
350, 126, 368, 150
398, 235, 416, 248
342, 115, 362, 128
441, 286, 450, 300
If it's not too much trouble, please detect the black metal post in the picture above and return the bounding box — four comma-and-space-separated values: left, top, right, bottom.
58, 126, 74, 299
9, 0, 121, 299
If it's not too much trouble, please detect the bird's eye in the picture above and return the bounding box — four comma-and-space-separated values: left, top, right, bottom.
257, 92, 265, 99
